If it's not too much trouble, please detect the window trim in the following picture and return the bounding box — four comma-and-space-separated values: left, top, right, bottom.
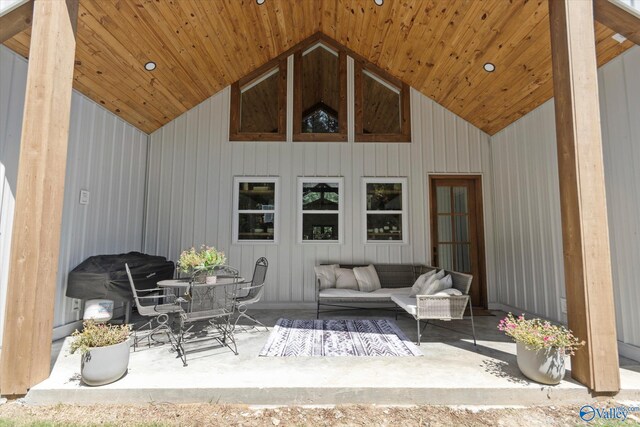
362, 177, 409, 244
297, 177, 344, 244
293, 36, 348, 143
354, 60, 411, 143
229, 59, 287, 142
232, 176, 280, 244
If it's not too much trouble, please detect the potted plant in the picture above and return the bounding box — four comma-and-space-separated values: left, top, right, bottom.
70, 320, 131, 386
498, 313, 584, 385
178, 245, 227, 284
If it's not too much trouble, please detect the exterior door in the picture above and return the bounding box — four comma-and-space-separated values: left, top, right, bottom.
430, 176, 486, 308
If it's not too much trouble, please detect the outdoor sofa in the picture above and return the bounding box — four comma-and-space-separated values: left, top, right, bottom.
315, 263, 476, 345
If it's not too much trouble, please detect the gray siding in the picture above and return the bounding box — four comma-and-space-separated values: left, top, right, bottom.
144, 74, 495, 306
0, 46, 148, 347
490, 46, 640, 350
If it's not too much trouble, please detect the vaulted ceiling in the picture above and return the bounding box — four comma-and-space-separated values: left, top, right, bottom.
3, 0, 634, 135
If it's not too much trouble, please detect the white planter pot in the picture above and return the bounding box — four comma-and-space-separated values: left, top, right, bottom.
81, 339, 131, 386
516, 342, 566, 385
205, 275, 217, 284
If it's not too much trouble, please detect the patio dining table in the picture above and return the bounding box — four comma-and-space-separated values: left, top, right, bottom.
157, 275, 246, 364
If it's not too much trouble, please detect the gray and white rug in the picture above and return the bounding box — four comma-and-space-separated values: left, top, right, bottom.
259, 318, 422, 357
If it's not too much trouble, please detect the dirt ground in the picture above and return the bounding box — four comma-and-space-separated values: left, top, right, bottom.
1, 399, 639, 426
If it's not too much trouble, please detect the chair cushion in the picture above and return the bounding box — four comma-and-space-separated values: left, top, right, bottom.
335, 268, 359, 290
314, 264, 339, 289
410, 270, 436, 296
391, 295, 417, 316
353, 264, 382, 292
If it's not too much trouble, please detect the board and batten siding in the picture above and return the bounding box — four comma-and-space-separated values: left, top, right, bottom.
490, 46, 640, 354
143, 81, 495, 307
0, 46, 148, 347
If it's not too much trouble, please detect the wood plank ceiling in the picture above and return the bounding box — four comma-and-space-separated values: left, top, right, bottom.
3, 0, 633, 135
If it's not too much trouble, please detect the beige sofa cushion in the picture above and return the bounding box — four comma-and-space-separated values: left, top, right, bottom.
319, 287, 412, 300
314, 264, 339, 289
335, 267, 358, 290
353, 264, 382, 292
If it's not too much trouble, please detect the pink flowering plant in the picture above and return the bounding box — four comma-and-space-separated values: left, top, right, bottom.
178, 245, 226, 274
498, 313, 584, 356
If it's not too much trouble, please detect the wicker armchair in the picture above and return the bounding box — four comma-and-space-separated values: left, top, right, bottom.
392, 268, 476, 346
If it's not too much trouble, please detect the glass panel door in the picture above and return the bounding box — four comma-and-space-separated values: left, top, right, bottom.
430, 177, 485, 308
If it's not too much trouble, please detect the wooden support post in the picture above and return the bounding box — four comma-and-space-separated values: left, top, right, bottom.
548, 0, 620, 393
0, 0, 78, 396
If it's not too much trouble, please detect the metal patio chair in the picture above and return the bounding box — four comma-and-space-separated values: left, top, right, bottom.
233, 257, 269, 330
232, 257, 269, 331
125, 263, 185, 354
174, 265, 243, 366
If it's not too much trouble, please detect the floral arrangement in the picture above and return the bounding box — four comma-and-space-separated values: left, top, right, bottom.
70, 320, 130, 354
498, 313, 584, 356
177, 245, 226, 274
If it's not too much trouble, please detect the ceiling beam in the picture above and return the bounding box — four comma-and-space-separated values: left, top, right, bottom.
594, 0, 640, 45
0, 0, 33, 44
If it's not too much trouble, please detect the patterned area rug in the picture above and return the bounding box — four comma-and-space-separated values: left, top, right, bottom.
259, 318, 422, 357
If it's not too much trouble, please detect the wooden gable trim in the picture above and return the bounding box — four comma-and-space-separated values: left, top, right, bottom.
229, 31, 416, 143
594, 0, 640, 46
292, 40, 348, 143
229, 58, 287, 142
354, 59, 411, 143
0, 0, 33, 43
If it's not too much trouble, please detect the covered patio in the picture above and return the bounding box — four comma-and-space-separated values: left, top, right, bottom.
1, 0, 640, 405
26, 309, 640, 405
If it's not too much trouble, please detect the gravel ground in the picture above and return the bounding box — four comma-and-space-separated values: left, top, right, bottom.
1, 400, 639, 426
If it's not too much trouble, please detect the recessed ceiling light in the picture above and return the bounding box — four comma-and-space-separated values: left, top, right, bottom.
144, 61, 156, 71
374, 0, 384, 5
483, 62, 495, 73
256, 0, 265, 4
612, 33, 627, 43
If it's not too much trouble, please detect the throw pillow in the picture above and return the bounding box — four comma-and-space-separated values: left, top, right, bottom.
335, 268, 359, 290
410, 270, 437, 297
314, 264, 339, 289
414, 269, 445, 296
423, 269, 446, 295
433, 288, 463, 296
440, 274, 453, 290
353, 264, 382, 292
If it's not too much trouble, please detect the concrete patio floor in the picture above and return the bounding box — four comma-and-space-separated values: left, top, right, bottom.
30, 309, 640, 406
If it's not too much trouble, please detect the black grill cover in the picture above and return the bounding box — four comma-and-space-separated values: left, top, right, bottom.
66, 252, 175, 301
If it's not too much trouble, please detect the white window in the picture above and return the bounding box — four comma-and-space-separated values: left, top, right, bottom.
233, 177, 279, 244
298, 177, 344, 244
362, 177, 408, 243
